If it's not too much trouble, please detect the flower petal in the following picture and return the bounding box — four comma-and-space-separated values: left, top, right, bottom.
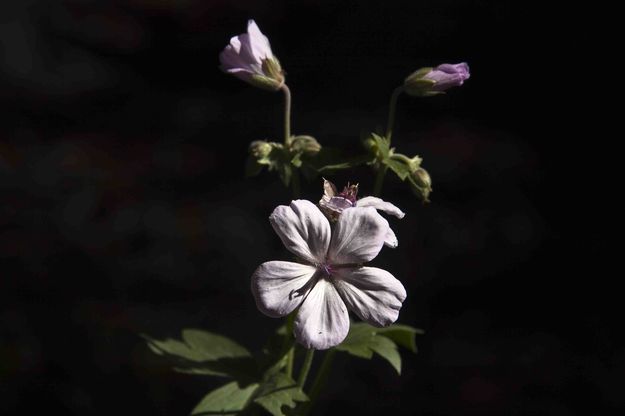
333, 267, 407, 327
269, 200, 331, 264
357, 196, 405, 219
246, 20, 274, 61
251, 261, 317, 318
294, 278, 349, 350
328, 207, 389, 265
384, 227, 398, 248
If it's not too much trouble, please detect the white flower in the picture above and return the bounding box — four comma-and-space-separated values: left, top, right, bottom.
251, 200, 407, 350
319, 179, 405, 248
219, 20, 284, 91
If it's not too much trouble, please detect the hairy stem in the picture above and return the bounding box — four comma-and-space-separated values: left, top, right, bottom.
373, 166, 387, 197
297, 349, 315, 388
291, 169, 301, 198
284, 313, 295, 378
302, 349, 336, 415
385, 86, 404, 143
281, 84, 292, 146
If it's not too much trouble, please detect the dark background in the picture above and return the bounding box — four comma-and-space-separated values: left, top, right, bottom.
1, 1, 613, 415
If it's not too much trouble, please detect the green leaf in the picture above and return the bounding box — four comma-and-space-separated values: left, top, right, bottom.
369, 335, 402, 375
384, 158, 412, 180
191, 381, 259, 415
334, 323, 424, 375
143, 329, 256, 379
253, 373, 308, 416
376, 325, 424, 353
334, 324, 375, 359
182, 329, 251, 359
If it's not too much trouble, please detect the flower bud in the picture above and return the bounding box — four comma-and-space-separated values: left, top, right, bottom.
220, 20, 285, 91
290, 135, 322, 155
410, 167, 432, 202
404, 63, 470, 97
249, 140, 272, 159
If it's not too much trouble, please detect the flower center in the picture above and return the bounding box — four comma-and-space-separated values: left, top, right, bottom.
320, 263, 333, 277
338, 183, 359, 204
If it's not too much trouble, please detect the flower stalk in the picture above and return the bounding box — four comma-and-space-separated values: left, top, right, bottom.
386, 86, 404, 143
302, 349, 336, 415
297, 348, 315, 388
281, 84, 292, 146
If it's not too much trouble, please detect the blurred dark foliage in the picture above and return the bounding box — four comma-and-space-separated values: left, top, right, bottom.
0, 1, 612, 415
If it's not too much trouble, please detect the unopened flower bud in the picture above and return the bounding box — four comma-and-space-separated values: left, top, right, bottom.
411, 167, 432, 202
363, 136, 377, 152
249, 140, 272, 159
290, 135, 322, 155
404, 63, 470, 97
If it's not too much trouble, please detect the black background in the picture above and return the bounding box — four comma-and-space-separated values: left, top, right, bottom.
1, 1, 612, 415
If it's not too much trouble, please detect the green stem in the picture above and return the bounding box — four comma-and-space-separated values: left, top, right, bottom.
286, 347, 295, 378
297, 349, 315, 388
281, 84, 292, 146
385, 86, 404, 143
291, 169, 301, 198
285, 313, 295, 378
302, 349, 336, 415
373, 166, 387, 197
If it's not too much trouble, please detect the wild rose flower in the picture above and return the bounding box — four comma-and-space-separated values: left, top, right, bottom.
251, 200, 407, 350
219, 20, 285, 91
319, 179, 405, 248
404, 62, 470, 96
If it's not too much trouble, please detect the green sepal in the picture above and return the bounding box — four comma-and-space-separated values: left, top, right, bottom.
404, 67, 434, 83
249, 73, 283, 92
367, 132, 390, 161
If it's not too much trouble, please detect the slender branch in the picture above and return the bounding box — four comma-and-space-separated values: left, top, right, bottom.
385, 86, 404, 143
285, 313, 295, 378
373, 166, 387, 197
291, 170, 301, 198
302, 349, 336, 415
281, 84, 292, 146
297, 349, 315, 388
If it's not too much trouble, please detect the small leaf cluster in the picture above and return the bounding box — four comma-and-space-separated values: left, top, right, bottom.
363, 133, 432, 202
246, 135, 321, 186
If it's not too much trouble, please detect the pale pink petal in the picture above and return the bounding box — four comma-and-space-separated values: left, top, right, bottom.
294, 278, 350, 350
384, 227, 398, 248
327, 207, 389, 265
251, 261, 317, 318
246, 20, 274, 61
237, 33, 263, 66
333, 267, 407, 327
269, 200, 331, 264
357, 196, 406, 219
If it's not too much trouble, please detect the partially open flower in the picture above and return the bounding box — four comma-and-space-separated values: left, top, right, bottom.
319, 179, 405, 248
219, 20, 285, 91
404, 62, 470, 96
251, 200, 407, 350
